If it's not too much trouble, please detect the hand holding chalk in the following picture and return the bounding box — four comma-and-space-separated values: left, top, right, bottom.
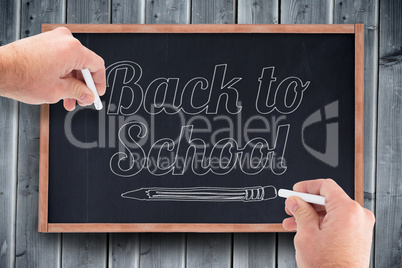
0, 27, 106, 111
281, 179, 375, 268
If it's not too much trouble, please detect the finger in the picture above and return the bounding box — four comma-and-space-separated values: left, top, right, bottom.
285, 211, 326, 231
311, 204, 326, 213
63, 98, 76, 111
293, 179, 325, 195
287, 202, 325, 215
318, 211, 326, 226
285, 196, 320, 233
285, 206, 293, 216
77, 46, 106, 96
77, 100, 88, 107
58, 77, 95, 105
282, 216, 297, 231
91, 67, 106, 96
53, 26, 73, 37
294, 179, 351, 206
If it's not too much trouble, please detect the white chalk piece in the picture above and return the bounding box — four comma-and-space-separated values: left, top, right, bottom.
81, 68, 103, 110
278, 189, 326, 206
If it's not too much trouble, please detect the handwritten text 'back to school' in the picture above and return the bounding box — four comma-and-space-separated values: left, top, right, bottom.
101, 61, 310, 177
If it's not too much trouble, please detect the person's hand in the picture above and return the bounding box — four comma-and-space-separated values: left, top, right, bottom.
282, 179, 375, 267
0, 27, 106, 111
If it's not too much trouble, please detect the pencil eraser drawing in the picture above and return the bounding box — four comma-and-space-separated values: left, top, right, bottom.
121, 186, 278, 203
262, 186, 277, 200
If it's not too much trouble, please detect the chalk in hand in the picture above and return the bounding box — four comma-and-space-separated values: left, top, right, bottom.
81, 68, 103, 110
278, 189, 326, 206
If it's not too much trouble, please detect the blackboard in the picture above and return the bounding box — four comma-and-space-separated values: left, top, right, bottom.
39, 24, 364, 232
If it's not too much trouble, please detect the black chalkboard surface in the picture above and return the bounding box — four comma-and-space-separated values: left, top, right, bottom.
39, 24, 364, 232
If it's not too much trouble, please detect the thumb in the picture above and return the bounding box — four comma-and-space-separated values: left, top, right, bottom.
60, 77, 94, 106
286, 196, 320, 233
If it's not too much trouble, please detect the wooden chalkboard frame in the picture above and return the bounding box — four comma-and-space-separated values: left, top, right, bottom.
39, 24, 364, 233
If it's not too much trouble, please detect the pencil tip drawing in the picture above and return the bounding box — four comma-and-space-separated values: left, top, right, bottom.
121, 185, 277, 202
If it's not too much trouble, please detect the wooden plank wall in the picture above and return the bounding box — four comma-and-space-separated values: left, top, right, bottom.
0, 0, 400, 267
0, 2, 19, 268
376, 0, 402, 267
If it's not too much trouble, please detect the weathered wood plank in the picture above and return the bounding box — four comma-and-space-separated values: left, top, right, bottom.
146, 0, 190, 24
186, 234, 231, 268
277, 233, 296, 267
280, 0, 333, 24
0, 1, 19, 46
238, 0, 278, 24
192, 0, 235, 24
334, 0, 379, 207
233, 233, 276, 268
140, 233, 186, 267
278, 1, 333, 267
109, 233, 140, 268
112, 0, 145, 24
108, 1, 143, 267
15, 1, 64, 267
67, 0, 110, 24
16, 89, 62, 265
376, 1, 402, 267
61, 2, 110, 268
62, 234, 107, 267
334, 2, 379, 267
234, 1, 278, 267
0, 98, 18, 268
0, 2, 19, 267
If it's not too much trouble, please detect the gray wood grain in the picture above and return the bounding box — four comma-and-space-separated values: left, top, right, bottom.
146, 0, 190, 24
62, 234, 107, 268
0, 2, 19, 267
67, 0, 110, 24
233, 233, 276, 268
16, 105, 61, 268
334, 2, 379, 267
61, 2, 109, 268
0, 0, 19, 46
0, 97, 18, 268
15, 1, 64, 267
277, 233, 296, 268
280, 0, 333, 24
186, 234, 232, 268
109, 233, 140, 268
376, 0, 402, 267
233, 2, 278, 267
192, 0, 235, 24
238, 0, 278, 24
278, 1, 333, 267
140, 233, 186, 267
112, 0, 145, 24
334, 0, 379, 208
108, 1, 143, 267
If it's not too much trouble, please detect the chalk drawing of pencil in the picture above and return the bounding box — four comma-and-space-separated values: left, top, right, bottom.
121, 186, 277, 202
